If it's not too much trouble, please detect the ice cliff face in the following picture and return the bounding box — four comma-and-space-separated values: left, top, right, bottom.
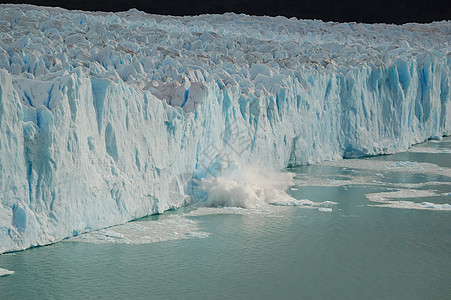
0, 4, 450, 253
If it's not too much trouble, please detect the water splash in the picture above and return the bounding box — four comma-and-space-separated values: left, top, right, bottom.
200, 165, 297, 208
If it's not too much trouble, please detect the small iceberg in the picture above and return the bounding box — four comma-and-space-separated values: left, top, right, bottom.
0, 267, 14, 277
318, 207, 333, 212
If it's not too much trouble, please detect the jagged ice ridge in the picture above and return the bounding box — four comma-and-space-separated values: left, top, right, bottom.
0, 4, 450, 253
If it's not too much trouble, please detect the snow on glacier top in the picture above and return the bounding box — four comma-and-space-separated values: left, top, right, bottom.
0, 4, 449, 111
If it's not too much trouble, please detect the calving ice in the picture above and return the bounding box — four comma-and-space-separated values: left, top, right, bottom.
0, 4, 450, 253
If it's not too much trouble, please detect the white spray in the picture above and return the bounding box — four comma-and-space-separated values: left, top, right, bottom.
200, 165, 296, 208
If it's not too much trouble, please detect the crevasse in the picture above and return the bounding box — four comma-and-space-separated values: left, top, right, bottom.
0, 4, 450, 253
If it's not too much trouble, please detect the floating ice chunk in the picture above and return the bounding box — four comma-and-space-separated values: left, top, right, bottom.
184, 206, 272, 216
185, 232, 209, 238
408, 147, 451, 154
271, 199, 337, 209
0, 268, 14, 277
318, 207, 333, 212
370, 201, 451, 210
384, 161, 423, 171
294, 173, 383, 187
365, 189, 439, 203
70, 215, 209, 244
322, 201, 338, 206
271, 199, 316, 206
366, 189, 451, 210
322, 160, 451, 178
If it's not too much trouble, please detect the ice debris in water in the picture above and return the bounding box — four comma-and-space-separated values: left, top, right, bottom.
70, 215, 209, 244
0, 268, 14, 277
318, 207, 333, 212
366, 190, 451, 210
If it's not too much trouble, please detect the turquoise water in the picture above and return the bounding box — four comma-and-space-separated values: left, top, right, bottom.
1, 138, 450, 299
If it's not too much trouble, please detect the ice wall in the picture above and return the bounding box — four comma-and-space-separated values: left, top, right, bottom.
0, 5, 450, 253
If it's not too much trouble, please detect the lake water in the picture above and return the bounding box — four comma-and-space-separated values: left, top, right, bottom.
1, 138, 450, 299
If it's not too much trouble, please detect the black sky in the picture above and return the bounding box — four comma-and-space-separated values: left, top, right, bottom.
1, 0, 450, 24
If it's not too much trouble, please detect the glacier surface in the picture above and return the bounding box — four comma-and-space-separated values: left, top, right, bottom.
0, 4, 450, 253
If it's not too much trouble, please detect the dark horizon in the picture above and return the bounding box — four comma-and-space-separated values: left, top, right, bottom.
1, 0, 450, 24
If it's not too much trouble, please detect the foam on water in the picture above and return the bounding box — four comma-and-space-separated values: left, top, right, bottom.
70, 215, 208, 244
184, 206, 273, 217
294, 173, 383, 187
270, 199, 337, 208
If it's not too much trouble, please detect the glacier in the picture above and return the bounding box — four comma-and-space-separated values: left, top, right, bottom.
0, 4, 450, 253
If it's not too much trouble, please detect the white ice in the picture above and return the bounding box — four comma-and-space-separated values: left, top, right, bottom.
407, 146, 451, 154
293, 157, 451, 210
365, 189, 451, 210
321, 160, 451, 177
70, 215, 208, 244
0, 267, 14, 277
318, 207, 333, 212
